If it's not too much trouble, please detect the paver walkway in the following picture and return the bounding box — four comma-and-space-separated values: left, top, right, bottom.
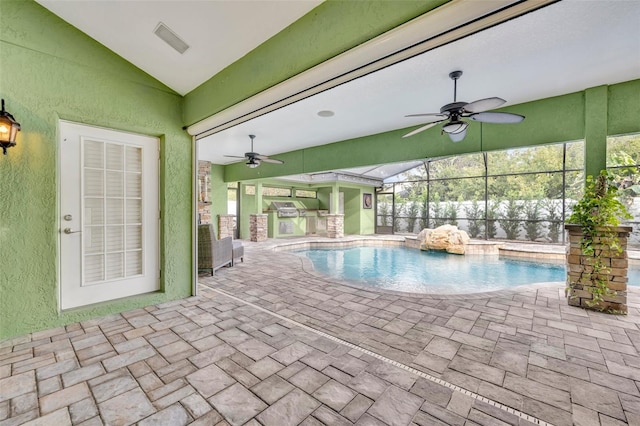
1, 236, 639, 425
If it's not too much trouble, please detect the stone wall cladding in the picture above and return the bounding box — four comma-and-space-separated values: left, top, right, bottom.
250, 214, 268, 242
565, 225, 631, 313
198, 161, 211, 224
218, 214, 235, 239
326, 214, 344, 239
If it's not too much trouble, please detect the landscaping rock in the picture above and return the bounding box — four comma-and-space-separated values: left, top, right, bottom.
418, 225, 470, 255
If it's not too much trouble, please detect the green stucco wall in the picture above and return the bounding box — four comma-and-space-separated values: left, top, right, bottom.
343, 188, 360, 235
239, 184, 255, 240
584, 86, 608, 178
607, 79, 640, 137
183, 0, 449, 125
0, 0, 192, 340
338, 184, 376, 235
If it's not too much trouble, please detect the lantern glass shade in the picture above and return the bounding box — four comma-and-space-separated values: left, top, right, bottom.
0, 99, 21, 155
441, 120, 468, 134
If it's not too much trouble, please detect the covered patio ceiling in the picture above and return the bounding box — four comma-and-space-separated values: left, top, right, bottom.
197, 0, 639, 184
35, 0, 640, 185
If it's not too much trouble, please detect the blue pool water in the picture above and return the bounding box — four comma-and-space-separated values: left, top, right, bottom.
294, 246, 640, 294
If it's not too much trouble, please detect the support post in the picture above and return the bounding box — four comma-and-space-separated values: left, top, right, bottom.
584, 86, 608, 180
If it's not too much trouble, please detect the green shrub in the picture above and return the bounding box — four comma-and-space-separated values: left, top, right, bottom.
523, 200, 545, 241
541, 199, 561, 243
486, 201, 499, 239
498, 199, 522, 240
464, 200, 484, 238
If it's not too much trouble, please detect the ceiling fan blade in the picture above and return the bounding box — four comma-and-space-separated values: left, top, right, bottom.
405, 113, 448, 119
469, 111, 524, 124
259, 157, 284, 165
464, 97, 506, 113
262, 158, 284, 164
402, 121, 443, 138
224, 155, 247, 159
449, 128, 467, 142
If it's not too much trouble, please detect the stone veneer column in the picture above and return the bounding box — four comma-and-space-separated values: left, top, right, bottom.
249, 214, 268, 242
197, 161, 211, 224
565, 224, 631, 313
218, 214, 235, 239
326, 214, 344, 239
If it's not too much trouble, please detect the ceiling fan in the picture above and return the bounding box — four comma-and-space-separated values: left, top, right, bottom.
403, 70, 525, 142
224, 134, 284, 168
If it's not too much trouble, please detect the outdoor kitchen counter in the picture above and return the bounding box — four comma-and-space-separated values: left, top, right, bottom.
266, 210, 329, 238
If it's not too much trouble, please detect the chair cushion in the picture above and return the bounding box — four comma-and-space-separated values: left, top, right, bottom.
232, 240, 244, 259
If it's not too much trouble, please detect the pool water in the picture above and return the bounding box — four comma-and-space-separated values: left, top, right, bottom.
295, 246, 640, 294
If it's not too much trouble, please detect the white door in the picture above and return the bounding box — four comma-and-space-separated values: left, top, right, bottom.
59, 121, 159, 309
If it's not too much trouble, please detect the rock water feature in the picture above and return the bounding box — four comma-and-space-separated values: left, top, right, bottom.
418, 225, 470, 255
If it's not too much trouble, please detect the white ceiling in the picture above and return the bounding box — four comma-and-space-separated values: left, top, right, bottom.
36, 0, 322, 95
36, 0, 640, 181
198, 0, 640, 169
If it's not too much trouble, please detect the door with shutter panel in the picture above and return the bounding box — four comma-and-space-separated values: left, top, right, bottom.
59, 121, 159, 309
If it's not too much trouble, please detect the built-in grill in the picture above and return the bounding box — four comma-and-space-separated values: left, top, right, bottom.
271, 201, 299, 218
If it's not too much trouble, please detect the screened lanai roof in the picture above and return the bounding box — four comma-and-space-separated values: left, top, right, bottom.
275, 160, 426, 186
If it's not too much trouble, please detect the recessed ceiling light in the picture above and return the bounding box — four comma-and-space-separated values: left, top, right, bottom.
317, 110, 335, 117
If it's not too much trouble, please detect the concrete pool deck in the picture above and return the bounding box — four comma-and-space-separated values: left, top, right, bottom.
1, 236, 639, 425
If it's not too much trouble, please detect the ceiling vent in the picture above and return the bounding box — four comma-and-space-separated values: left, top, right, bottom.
153, 22, 189, 54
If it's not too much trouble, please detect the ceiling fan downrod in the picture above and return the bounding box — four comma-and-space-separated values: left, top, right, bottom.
449, 70, 463, 102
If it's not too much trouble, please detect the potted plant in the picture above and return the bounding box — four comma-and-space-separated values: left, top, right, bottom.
565, 170, 632, 313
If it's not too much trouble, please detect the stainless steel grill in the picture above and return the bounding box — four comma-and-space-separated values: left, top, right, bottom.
271, 201, 298, 218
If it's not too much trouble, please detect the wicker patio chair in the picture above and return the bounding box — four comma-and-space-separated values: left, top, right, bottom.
232, 239, 244, 266
198, 224, 232, 275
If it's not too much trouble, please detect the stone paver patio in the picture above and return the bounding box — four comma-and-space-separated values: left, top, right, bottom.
1, 236, 639, 425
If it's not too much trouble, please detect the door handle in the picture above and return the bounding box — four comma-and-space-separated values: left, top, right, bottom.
63, 228, 81, 234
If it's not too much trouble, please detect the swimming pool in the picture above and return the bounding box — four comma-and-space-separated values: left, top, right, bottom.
294, 246, 640, 294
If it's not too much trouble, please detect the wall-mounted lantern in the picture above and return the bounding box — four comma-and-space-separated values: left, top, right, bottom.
0, 99, 21, 155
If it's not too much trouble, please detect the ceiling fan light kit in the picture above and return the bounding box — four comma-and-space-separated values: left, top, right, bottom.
404, 70, 525, 142
441, 120, 468, 134
449, 130, 467, 143
224, 134, 284, 168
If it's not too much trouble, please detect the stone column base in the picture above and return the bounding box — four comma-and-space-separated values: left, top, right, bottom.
250, 214, 268, 242
565, 224, 631, 314
218, 214, 235, 239
326, 214, 344, 239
